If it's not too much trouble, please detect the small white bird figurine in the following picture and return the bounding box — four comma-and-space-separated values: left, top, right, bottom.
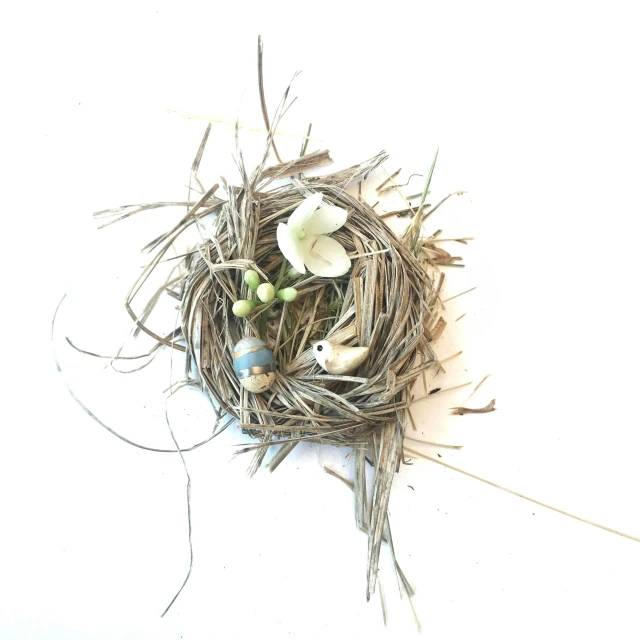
313, 340, 370, 375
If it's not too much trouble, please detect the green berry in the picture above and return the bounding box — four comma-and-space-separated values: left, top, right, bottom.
276, 287, 298, 302
257, 283, 275, 303
244, 269, 261, 291
232, 299, 256, 317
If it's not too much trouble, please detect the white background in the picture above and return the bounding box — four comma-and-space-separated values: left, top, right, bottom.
2, 1, 640, 639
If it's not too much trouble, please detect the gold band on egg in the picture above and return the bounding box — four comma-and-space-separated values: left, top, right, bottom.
233, 345, 270, 360
236, 363, 277, 379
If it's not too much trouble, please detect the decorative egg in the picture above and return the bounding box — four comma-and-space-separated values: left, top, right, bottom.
232, 337, 276, 393
313, 340, 370, 375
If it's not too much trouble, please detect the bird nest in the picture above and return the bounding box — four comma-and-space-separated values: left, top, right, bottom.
183, 170, 437, 454
159, 140, 443, 598
87, 56, 455, 605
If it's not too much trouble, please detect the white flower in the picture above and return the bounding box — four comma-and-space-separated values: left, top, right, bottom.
276, 193, 351, 277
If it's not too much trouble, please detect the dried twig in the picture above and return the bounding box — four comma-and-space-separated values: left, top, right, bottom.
450, 399, 497, 415
258, 36, 283, 163
404, 445, 640, 544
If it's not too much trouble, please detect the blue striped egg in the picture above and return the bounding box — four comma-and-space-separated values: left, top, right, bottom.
232, 337, 276, 393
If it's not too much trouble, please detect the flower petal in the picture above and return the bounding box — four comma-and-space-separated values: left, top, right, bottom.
277, 223, 306, 274
287, 192, 323, 234
301, 234, 352, 277
303, 205, 348, 236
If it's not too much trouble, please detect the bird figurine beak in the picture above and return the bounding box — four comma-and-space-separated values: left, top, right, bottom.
312, 340, 369, 375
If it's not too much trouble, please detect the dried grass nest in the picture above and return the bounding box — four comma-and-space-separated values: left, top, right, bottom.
93, 128, 453, 603
171, 143, 444, 599
185, 164, 439, 449
53, 38, 477, 616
